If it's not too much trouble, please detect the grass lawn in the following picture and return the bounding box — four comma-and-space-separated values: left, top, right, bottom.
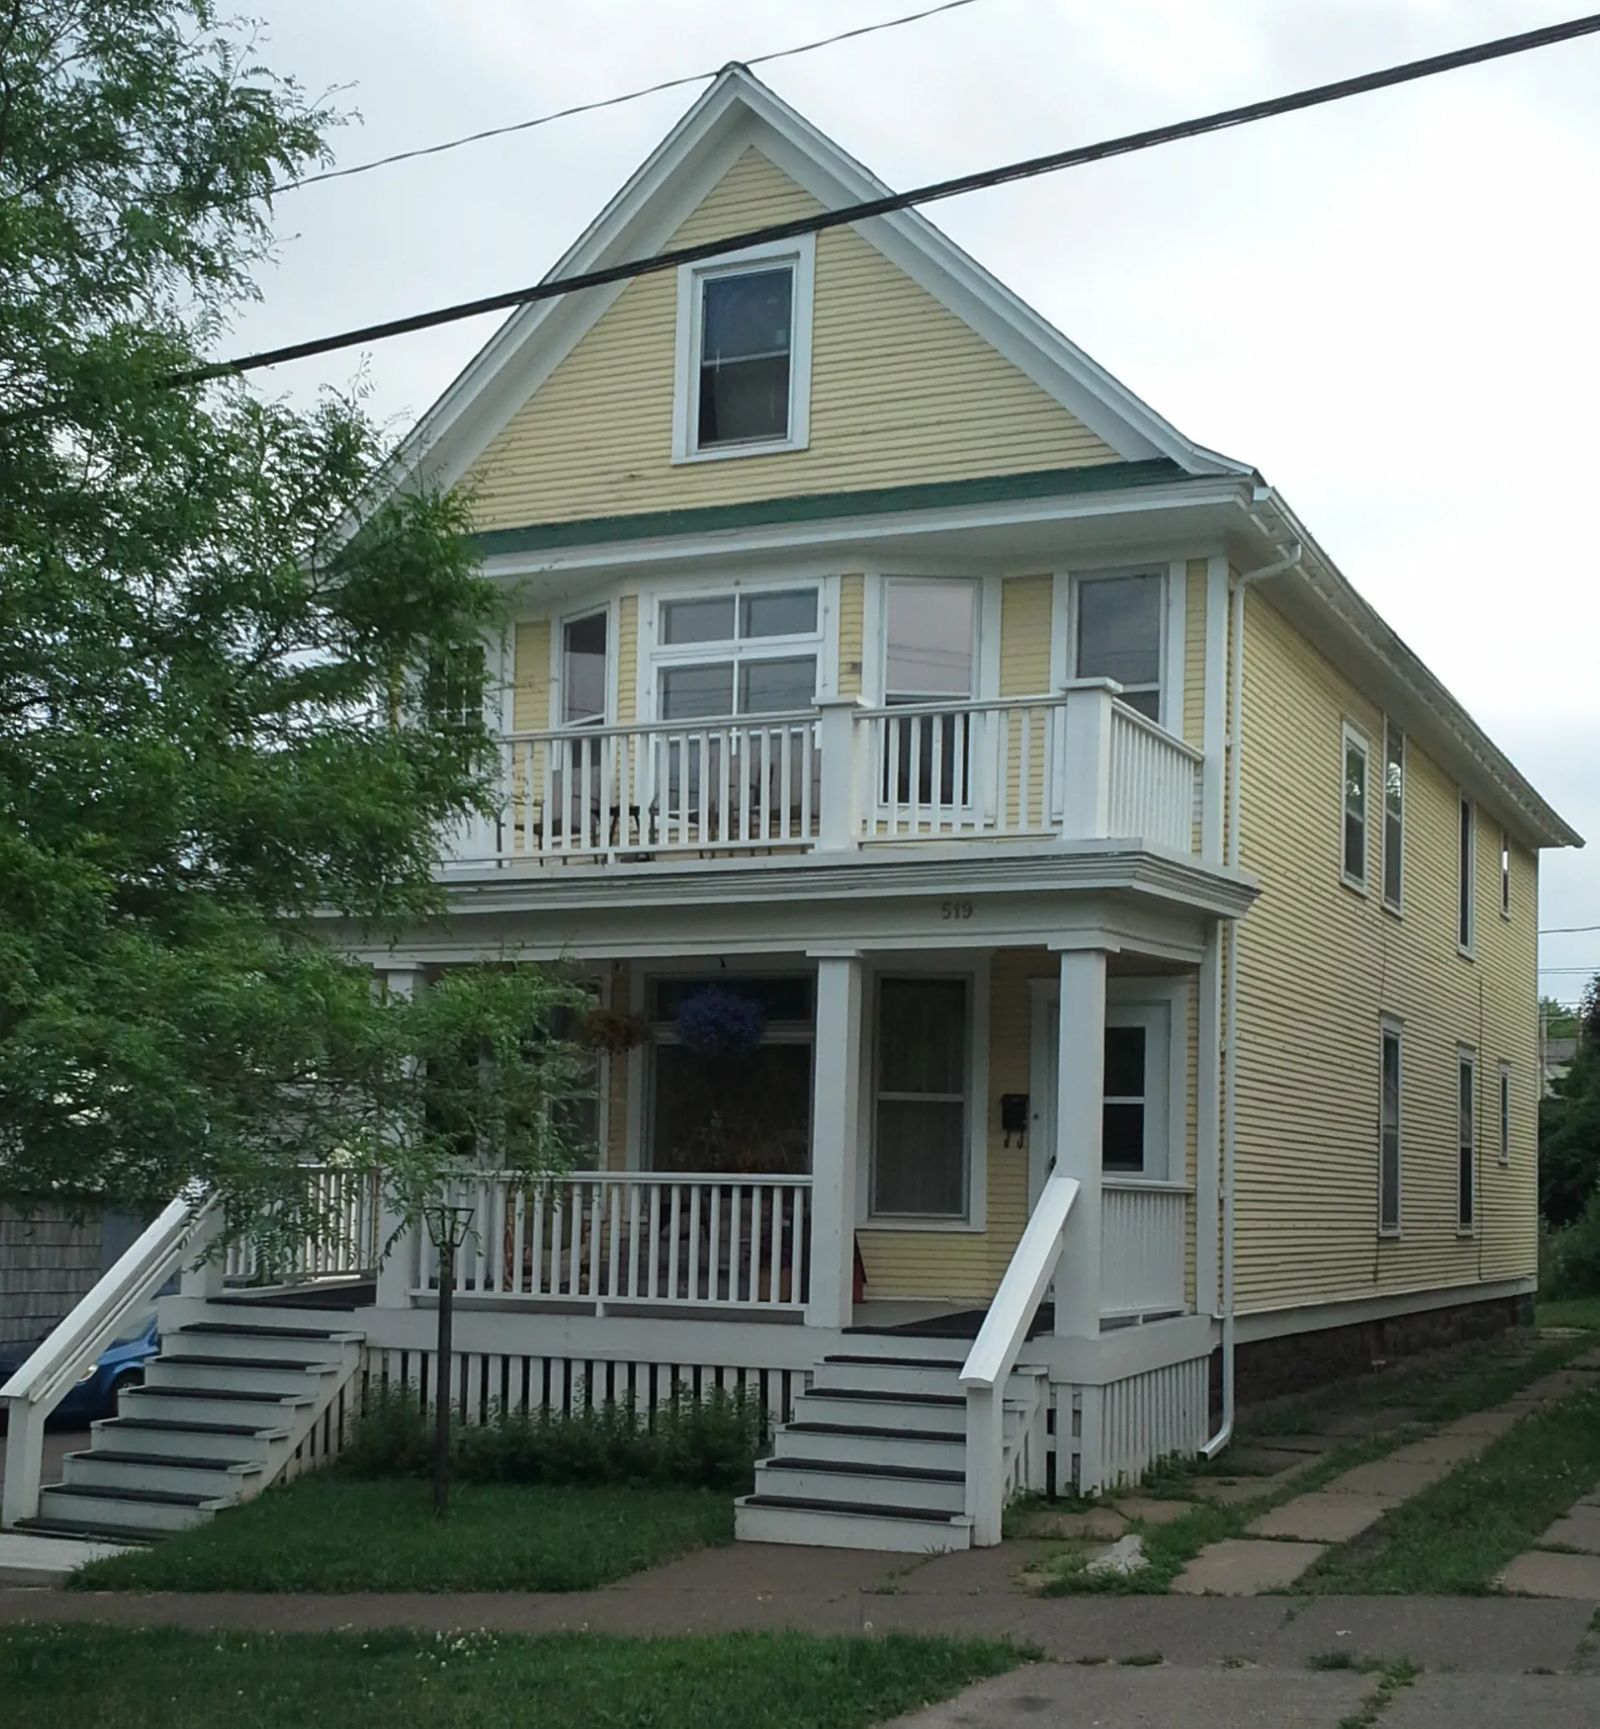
1535, 1296, 1600, 1332
1036, 1328, 1600, 1597
71, 1477, 733, 1593
0, 1627, 1024, 1729
1302, 1379, 1600, 1594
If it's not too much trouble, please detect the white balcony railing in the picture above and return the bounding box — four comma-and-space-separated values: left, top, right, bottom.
444, 680, 1203, 869
417, 1172, 812, 1315
223, 1166, 381, 1288
1100, 1181, 1191, 1319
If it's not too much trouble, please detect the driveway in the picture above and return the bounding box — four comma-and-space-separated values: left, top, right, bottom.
0, 1425, 90, 1489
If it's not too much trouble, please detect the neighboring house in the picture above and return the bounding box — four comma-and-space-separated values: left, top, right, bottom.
4, 67, 1579, 1553
1541, 1033, 1578, 1097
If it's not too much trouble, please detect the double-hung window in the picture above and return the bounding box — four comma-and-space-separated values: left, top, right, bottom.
1458, 794, 1476, 953
673, 239, 815, 462
1498, 1062, 1512, 1165
882, 578, 978, 807
1074, 571, 1163, 721
1379, 1021, 1402, 1235
654, 588, 821, 722
872, 977, 970, 1219
1342, 724, 1370, 890
1500, 829, 1512, 919
1382, 721, 1404, 910
1458, 1050, 1477, 1231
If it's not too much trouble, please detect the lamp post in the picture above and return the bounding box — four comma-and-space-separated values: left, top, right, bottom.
421, 1199, 476, 1518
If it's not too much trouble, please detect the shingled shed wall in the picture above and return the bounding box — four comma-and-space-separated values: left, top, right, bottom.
0, 1205, 106, 1340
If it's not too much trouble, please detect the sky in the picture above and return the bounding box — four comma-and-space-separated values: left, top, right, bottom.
231, 0, 1599, 1001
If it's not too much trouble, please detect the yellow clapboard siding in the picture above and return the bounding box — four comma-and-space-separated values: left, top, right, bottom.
465, 148, 1116, 529
615, 595, 638, 724
1000, 575, 1052, 697
1232, 590, 1539, 1316
1183, 557, 1207, 752
838, 574, 865, 698
512, 620, 551, 730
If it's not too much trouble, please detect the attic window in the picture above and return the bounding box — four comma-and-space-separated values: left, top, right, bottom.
674, 237, 814, 463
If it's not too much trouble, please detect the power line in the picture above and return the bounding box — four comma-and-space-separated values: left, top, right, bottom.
1541, 923, 1600, 936
172, 10, 1600, 388
275, 0, 983, 194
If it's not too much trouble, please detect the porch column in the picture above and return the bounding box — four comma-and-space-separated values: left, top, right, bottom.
1051, 947, 1107, 1340
375, 966, 425, 1309
806, 952, 865, 1328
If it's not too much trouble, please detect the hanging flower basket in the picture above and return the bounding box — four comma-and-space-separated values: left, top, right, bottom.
674, 986, 766, 1057
577, 1006, 651, 1054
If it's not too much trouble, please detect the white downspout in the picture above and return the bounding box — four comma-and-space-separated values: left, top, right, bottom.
1201, 527, 1300, 1460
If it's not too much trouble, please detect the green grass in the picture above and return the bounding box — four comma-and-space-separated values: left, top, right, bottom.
1301, 1381, 1600, 1594
1335, 1660, 1420, 1729
1037, 1330, 1598, 1597
1536, 1297, 1600, 1332
0, 1626, 1024, 1729
70, 1477, 733, 1593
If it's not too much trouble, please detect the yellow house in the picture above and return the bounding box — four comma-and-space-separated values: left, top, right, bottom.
7, 67, 1577, 1554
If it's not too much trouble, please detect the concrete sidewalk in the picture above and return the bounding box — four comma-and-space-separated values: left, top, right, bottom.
2, 1539, 1597, 1674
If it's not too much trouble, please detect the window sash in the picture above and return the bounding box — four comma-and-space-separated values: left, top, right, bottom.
871, 977, 970, 1219
1382, 723, 1404, 908
560, 610, 609, 728
1074, 572, 1163, 721
1501, 830, 1512, 918
694, 265, 795, 450
1458, 1056, 1476, 1229
652, 587, 822, 724
1379, 1027, 1402, 1233
1343, 728, 1369, 887
1499, 1065, 1511, 1164
1459, 796, 1476, 950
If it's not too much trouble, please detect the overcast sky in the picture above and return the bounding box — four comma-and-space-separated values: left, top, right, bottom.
234, 0, 1598, 1001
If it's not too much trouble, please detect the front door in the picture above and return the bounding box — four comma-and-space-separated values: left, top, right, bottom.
1028, 991, 1171, 1205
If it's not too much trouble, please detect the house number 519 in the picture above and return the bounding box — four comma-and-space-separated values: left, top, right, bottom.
941, 899, 974, 921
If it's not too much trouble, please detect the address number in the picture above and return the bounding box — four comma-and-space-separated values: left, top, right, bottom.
941, 899, 975, 921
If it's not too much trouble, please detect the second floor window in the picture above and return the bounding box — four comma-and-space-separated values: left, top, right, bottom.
1075, 571, 1162, 720
1382, 721, 1404, 909
883, 578, 978, 806
561, 611, 608, 727
1343, 724, 1370, 889
1459, 794, 1476, 953
653, 588, 820, 721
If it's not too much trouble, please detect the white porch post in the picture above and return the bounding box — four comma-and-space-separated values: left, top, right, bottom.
375, 966, 425, 1309
815, 698, 865, 851
1057, 679, 1118, 841
1051, 947, 1107, 1340
806, 952, 865, 1328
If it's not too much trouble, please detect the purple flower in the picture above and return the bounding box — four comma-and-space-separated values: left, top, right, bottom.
674, 987, 766, 1056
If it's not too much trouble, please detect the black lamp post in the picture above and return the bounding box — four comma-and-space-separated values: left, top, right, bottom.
421, 1199, 476, 1518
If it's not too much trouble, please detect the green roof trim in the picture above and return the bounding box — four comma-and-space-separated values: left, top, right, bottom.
472, 459, 1191, 558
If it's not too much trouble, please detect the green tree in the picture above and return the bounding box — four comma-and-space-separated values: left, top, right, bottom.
0, 2, 575, 1241
1540, 976, 1600, 1232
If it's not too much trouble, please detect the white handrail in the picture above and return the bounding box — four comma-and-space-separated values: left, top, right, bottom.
959, 1173, 1079, 1546
2, 1186, 217, 1527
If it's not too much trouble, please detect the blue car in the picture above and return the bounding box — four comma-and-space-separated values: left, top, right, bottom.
0, 1307, 159, 1425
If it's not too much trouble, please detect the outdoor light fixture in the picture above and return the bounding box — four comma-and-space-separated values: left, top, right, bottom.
421, 1199, 476, 1517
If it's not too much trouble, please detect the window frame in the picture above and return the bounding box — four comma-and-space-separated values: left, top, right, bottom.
1099, 999, 1177, 1183
1457, 1047, 1478, 1234
1341, 721, 1372, 894
1069, 567, 1168, 725
1498, 1060, 1512, 1166
1500, 828, 1512, 920
1458, 792, 1477, 957
1379, 1017, 1403, 1238
671, 236, 816, 465
1381, 719, 1405, 913
551, 602, 615, 730
645, 580, 825, 725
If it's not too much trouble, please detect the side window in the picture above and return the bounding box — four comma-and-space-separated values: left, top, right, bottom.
1500, 830, 1512, 919
1379, 1022, 1402, 1235
1382, 721, 1404, 910
1498, 1062, 1511, 1165
560, 611, 609, 728
1342, 724, 1370, 890
1074, 572, 1163, 721
1458, 1051, 1477, 1230
1458, 794, 1476, 953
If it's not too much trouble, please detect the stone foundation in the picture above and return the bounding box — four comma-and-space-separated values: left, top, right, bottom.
1220, 1292, 1533, 1409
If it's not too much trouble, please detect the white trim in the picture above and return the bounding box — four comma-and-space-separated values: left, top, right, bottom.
671, 233, 816, 465
1457, 791, 1477, 959
1232, 1275, 1536, 1344
1381, 718, 1405, 915
1341, 720, 1372, 895
1378, 1014, 1404, 1239
1200, 555, 1229, 863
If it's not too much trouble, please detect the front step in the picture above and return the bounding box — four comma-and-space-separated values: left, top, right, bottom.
63, 1449, 266, 1500
170, 1321, 361, 1362
755, 1456, 964, 1513
14, 1515, 164, 1547
735, 1494, 972, 1553
37, 1482, 222, 1535
145, 1355, 345, 1397
812, 1357, 967, 1397
92, 1416, 290, 1462
794, 1389, 967, 1434
779, 1422, 964, 1471
118, 1385, 314, 1429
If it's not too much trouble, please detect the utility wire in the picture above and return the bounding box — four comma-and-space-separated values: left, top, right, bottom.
275, 0, 983, 193
1541, 924, 1600, 936
172, 10, 1600, 388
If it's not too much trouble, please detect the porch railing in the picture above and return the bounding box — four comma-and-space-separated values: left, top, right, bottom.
223, 1165, 382, 1287
445, 681, 1204, 867
1100, 1181, 1191, 1319
419, 1172, 812, 1315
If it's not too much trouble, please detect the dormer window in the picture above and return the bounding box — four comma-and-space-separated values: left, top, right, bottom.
673, 237, 814, 463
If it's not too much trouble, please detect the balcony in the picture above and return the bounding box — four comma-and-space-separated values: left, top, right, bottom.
440, 679, 1203, 872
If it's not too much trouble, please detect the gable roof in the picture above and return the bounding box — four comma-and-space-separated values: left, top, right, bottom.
394, 65, 1251, 496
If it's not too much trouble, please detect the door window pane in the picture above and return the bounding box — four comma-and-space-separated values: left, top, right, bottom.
698, 268, 792, 447
1077, 574, 1162, 694
562, 612, 608, 727
885, 580, 976, 697
739, 656, 816, 715
741, 589, 816, 639
1102, 1103, 1145, 1173
1102, 1025, 1148, 1173
660, 663, 734, 720
873, 978, 968, 1219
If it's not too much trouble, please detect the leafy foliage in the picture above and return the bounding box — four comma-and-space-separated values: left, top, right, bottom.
0, 4, 574, 1227
1540, 975, 1600, 1234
